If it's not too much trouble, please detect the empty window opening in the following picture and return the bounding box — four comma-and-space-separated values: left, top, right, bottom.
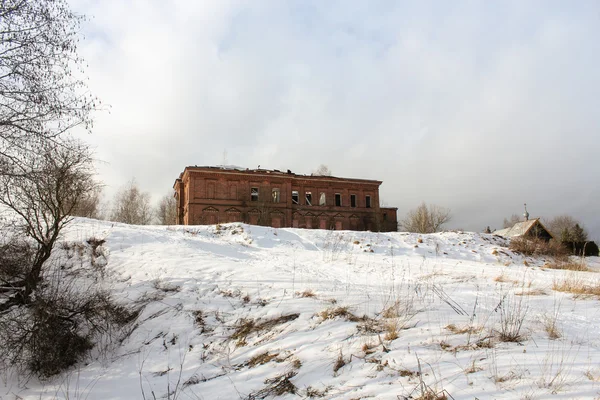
335, 193, 342, 207
272, 188, 280, 203
350, 194, 356, 208
292, 190, 299, 204
305, 192, 312, 206
251, 187, 259, 201
383, 213, 387, 221
366, 195, 371, 208
319, 192, 326, 206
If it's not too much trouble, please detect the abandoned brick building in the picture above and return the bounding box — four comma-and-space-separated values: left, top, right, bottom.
173, 166, 398, 232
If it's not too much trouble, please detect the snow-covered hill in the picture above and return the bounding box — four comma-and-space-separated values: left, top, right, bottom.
3, 220, 600, 400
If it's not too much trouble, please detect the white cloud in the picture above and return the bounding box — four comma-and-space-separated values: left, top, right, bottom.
71, 0, 600, 237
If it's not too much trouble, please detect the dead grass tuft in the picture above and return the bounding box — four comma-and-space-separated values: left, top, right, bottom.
247, 371, 297, 399
413, 390, 449, 400
553, 275, 600, 297
494, 274, 518, 285
494, 370, 520, 383
231, 314, 299, 344
319, 306, 364, 322
383, 320, 399, 341
496, 293, 529, 343
464, 360, 483, 374
515, 288, 547, 296
296, 289, 316, 298
445, 324, 482, 335
304, 386, 330, 398
543, 317, 561, 340
545, 259, 589, 272
333, 351, 347, 374
246, 351, 279, 368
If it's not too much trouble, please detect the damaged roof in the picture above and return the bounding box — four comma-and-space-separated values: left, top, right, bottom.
494, 218, 553, 239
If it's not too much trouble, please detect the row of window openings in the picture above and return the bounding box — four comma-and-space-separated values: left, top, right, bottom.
250, 188, 371, 208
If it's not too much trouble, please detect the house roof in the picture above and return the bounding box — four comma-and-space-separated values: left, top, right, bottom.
494, 218, 553, 239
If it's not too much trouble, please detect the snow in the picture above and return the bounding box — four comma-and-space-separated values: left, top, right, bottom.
2, 219, 600, 399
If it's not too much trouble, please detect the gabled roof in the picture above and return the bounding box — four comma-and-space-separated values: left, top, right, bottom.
494, 218, 553, 239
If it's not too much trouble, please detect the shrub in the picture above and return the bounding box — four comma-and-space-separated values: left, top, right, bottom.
509, 237, 568, 258
0, 267, 137, 377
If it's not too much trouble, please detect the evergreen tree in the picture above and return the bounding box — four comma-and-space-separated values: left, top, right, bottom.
571, 224, 587, 242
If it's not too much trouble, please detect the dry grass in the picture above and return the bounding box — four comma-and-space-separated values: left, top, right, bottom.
246, 351, 279, 368
552, 275, 600, 297
231, 314, 299, 344
496, 294, 529, 342
440, 337, 494, 353
381, 299, 414, 319
296, 289, 316, 298
383, 320, 399, 341
545, 259, 589, 272
585, 368, 600, 382
543, 317, 561, 340
445, 324, 482, 335
361, 340, 378, 354
333, 351, 347, 374
413, 390, 449, 400
319, 306, 364, 322
247, 371, 297, 398
515, 288, 547, 296
305, 386, 330, 398
494, 370, 520, 383
509, 237, 568, 258
464, 360, 483, 374
494, 274, 518, 285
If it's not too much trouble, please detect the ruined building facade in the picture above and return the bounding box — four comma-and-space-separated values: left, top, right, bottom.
173, 166, 398, 232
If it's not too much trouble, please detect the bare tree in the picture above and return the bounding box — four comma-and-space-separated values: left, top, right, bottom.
0, 139, 97, 310
0, 0, 97, 169
546, 215, 588, 242
401, 202, 452, 233
503, 214, 521, 229
110, 179, 153, 225
314, 164, 332, 176
156, 192, 177, 225
70, 186, 103, 219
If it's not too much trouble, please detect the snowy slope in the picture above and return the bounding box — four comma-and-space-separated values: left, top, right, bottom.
2, 220, 600, 400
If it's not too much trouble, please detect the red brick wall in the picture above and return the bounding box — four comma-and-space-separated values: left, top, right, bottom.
174, 168, 397, 231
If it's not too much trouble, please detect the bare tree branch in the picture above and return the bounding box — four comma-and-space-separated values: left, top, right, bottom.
401, 202, 452, 233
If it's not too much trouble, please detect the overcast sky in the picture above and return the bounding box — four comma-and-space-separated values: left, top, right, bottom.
71, 0, 600, 238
